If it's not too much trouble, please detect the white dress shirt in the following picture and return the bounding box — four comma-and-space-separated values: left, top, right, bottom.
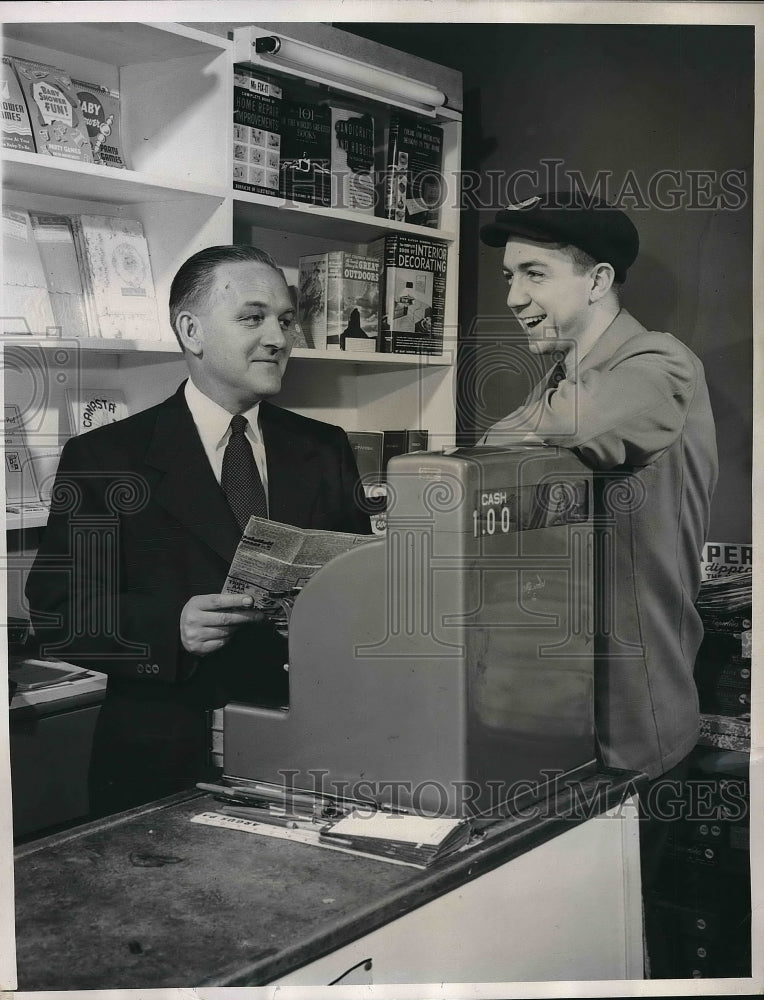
184, 380, 269, 509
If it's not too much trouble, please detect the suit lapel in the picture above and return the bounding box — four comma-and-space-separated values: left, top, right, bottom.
260, 402, 321, 527
144, 385, 242, 565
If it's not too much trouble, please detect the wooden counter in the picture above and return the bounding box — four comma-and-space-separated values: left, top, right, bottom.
14, 770, 643, 988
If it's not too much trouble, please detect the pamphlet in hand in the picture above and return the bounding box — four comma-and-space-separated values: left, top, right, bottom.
223, 516, 373, 630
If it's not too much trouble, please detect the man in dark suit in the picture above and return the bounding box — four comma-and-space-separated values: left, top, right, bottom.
26, 245, 370, 815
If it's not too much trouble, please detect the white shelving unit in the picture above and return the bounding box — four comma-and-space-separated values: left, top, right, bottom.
2, 21, 463, 557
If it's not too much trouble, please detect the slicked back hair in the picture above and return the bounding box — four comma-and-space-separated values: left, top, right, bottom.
169, 245, 288, 346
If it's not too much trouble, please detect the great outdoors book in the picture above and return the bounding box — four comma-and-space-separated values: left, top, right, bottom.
370, 233, 448, 355
381, 113, 443, 228
1, 56, 35, 152
10, 56, 93, 162
279, 100, 331, 207
329, 105, 374, 215
298, 250, 380, 351
233, 65, 282, 197
72, 78, 126, 168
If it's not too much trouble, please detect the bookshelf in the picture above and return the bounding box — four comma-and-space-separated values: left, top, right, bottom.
2, 21, 463, 558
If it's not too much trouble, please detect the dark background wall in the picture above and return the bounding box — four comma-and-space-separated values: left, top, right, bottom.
340, 22, 753, 543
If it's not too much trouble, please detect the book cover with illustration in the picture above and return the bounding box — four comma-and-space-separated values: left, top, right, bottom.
297, 253, 328, 349
11, 56, 93, 162
370, 234, 447, 355
325, 251, 380, 350
76, 215, 160, 340
4, 404, 40, 502
1, 56, 35, 152
382, 114, 443, 228
29, 212, 89, 339
279, 100, 331, 207
330, 105, 374, 214
72, 79, 126, 168
233, 65, 281, 197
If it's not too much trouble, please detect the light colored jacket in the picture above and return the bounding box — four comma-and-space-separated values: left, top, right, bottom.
482, 309, 718, 778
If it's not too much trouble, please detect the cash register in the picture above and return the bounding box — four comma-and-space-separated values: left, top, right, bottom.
224, 446, 596, 817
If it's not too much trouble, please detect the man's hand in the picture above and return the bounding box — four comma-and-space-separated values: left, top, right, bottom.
180, 594, 265, 657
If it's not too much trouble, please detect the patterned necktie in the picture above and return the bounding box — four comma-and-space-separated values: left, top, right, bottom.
221, 414, 268, 530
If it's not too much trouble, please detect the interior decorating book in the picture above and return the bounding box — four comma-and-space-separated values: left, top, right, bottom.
233, 65, 282, 197
382, 113, 443, 228
279, 100, 331, 207
370, 234, 447, 355
329, 105, 375, 215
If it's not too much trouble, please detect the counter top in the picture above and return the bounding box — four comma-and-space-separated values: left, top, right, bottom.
14, 769, 640, 989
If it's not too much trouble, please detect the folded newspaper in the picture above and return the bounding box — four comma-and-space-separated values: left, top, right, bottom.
223, 516, 373, 632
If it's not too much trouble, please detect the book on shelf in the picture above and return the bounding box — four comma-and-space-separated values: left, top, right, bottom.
233, 65, 282, 197
65, 389, 128, 436
2, 56, 35, 152
8, 56, 93, 162
329, 105, 375, 215
74, 215, 162, 340
381, 113, 443, 228
298, 251, 380, 351
29, 212, 89, 339
347, 431, 384, 483
279, 100, 331, 207
2, 206, 57, 335
370, 233, 448, 355
383, 429, 429, 475
4, 403, 40, 504
319, 808, 471, 867
72, 78, 126, 169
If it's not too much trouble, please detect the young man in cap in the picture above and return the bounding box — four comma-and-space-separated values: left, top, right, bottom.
480, 194, 718, 971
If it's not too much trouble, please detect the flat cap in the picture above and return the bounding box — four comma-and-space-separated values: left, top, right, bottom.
480, 192, 639, 283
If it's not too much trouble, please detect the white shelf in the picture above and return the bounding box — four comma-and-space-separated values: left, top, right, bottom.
2, 21, 230, 64
233, 192, 457, 245
2, 336, 181, 354
2, 151, 228, 206
291, 348, 453, 367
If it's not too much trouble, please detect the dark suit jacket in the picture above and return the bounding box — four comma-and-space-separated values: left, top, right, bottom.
25, 383, 370, 794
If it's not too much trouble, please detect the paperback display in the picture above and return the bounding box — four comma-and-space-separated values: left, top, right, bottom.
1, 56, 35, 152
66, 389, 128, 435
233, 65, 282, 196
9, 56, 93, 162
382, 114, 443, 228
330, 105, 374, 214
72, 79, 126, 168
298, 251, 380, 351
280, 100, 331, 207
370, 234, 447, 355
2, 206, 56, 335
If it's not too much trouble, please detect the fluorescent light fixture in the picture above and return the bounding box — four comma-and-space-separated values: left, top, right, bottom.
250, 34, 447, 114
